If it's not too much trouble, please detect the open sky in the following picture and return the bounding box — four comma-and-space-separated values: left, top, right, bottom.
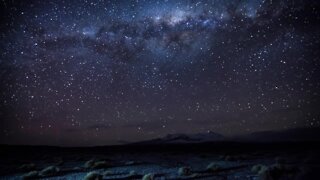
0, 0, 319, 146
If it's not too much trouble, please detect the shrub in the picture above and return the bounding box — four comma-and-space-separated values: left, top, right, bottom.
39, 166, 60, 176
178, 167, 192, 176
73, 166, 82, 171
19, 163, 36, 171
142, 173, 154, 180
56, 159, 64, 166
84, 171, 103, 180
92, 161, 109, 169
84, 159, 110, 169
218, 155, 225, 160
21, 171, 38, 179
128, 170, 137, 176
84, 159, 96, 168
103, 170, 113, 176
225, 155, 237, 161
259, 165, 282, 180
125, 161, 135, 165
251, 164, 268, 174
206, 162, 222, 172
189, 173, 200, 178
259, 163, 299, 180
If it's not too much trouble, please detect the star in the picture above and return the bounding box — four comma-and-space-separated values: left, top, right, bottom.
0, 0, 319, 146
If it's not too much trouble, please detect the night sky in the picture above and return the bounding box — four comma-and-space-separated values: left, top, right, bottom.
0, 0, 319, 146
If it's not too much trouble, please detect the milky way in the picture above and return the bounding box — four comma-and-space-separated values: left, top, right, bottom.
0, 0, 320, 146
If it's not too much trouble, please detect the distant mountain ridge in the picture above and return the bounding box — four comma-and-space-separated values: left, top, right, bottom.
233, 127, 320, 142
134, 131, 224, 145
133, 127, 320, 145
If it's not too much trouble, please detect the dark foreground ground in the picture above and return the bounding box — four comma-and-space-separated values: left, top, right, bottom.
0, 142, 319, 179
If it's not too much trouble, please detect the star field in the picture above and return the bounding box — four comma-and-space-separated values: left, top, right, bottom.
0, 0, 320, 146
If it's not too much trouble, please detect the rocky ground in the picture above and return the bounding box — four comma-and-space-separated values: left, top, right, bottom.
0, 143, 318, 179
